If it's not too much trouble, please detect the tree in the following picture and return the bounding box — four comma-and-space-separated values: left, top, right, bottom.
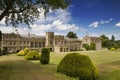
100, 34, 110, 47
0, 0, 70, 28
66, 31, 78, 38
40, 48, 50, 64
111, 35, 115, 41
83, 43, 96, 50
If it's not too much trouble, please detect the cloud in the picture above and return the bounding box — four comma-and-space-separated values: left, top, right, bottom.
100, 18, 113, 24
89, 21, 99, 28
115, 22, 120, 27
0, 9, 87, 36
89, 18, 113, 28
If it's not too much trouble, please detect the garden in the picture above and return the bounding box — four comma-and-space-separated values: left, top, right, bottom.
0, 49, 120, 80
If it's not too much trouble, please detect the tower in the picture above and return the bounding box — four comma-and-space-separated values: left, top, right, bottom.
46, 32, 54, 51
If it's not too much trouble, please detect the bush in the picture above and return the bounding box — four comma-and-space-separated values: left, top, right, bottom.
83, 43, 96, 51
2, 47, 8, 55
24, 48, 30, 55
0, 49, 2, 56
17, 50, 25, 56
40, 48, 50, 64
110, 47, 116, 51
25, 50, 40, 60
57, 53, 98, 80
17, 48, 29, 56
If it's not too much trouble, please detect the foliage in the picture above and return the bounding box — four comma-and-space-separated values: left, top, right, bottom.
25, 50, 40, 60
83, 44, 89, 50
100, 34, 110, 47
110, 47, 116, 51
57, 53, 98, 80
0, 0, 70, 28
2, 47, 8, 55
83, 43, 96, 50
17, 48, 29, 56
24, 48, 30, 55
17, 50, 25, 56
100, 34, 120, 49
111, 35, 115, 41
40, 48, 50, 64
66, 31, 78, 38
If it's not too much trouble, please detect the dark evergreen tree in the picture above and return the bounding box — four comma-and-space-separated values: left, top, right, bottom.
111, 35, 115, 41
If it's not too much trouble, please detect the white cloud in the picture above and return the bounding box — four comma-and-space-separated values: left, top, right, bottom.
0, 9, 87, 36
89, 18, 113, 28
89, 21, 99, 28
115, 22, 120, 27
100, 18, 113, 24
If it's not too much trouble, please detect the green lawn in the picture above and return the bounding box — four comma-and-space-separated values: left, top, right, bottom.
0, 50, 120, 80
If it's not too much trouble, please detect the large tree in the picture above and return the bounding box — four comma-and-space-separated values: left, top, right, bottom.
66, 31, 78, 38
0, 0, 70, 28
111, 35, 115, 41
100, 34, 110, 47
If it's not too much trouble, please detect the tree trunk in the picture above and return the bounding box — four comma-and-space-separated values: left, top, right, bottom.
0, 0, 14, 21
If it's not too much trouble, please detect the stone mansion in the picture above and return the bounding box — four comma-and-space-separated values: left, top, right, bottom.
0, 32, 102, 52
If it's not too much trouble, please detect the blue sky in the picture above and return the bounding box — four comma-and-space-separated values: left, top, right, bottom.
0, 0, 120, 40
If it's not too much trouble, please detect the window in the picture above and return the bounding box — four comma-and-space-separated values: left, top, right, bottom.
20, 41, 22, 44
39, 42, 41, 47
35, 42, 37, 48
43, 42, 45, 47
50, 41, 53, 45
30, 42, 33, 47
10, 41, 12, 45
24, 41, 26, 44
14, 42, 16, 45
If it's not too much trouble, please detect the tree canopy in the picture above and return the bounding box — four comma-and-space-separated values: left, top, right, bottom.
0, 0, 70, 28
111, 35, 115, 41
100, 34, 120, 49
66, 31, 78, 38
100, 34, 110, 47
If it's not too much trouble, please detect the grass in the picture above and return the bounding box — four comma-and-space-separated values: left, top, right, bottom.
0, 50, 120, 80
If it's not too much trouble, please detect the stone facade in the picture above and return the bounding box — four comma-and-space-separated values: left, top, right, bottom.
82, 35, 102, 50
0, 32, 102, 52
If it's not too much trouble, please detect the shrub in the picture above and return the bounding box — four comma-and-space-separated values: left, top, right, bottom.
0, 49, 2, 56
57, 53, 98, 80
83, 43, 96, 50
40, 48, 50, 64
83, 44, 89, 50
110, 47, 116, 51
24, 48, 30, 55
25, 50, 40, 60
17, 48, 29, 56
2, 47, 8, 55
17, 50, 25, 56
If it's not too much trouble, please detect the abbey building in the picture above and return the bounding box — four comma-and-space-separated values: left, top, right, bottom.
0, 32, 102, 52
